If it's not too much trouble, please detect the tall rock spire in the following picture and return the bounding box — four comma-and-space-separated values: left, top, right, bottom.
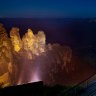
10, 27, 22, 52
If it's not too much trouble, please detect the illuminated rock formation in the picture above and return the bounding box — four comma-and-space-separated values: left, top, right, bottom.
22, 29, 46, 58
10, 27, 22, 52
22, 29, 35, 51
0, 23, 11, 52
22, 29, 35, 59
0, 23, 7, 41
0, 72, 11, 88
0, 23, 12, 70
0, 24, 14, 88
0, 23, 74, 86
36, 31, 46, 53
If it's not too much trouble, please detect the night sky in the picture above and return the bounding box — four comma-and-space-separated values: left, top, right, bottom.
0, 0, 96, 18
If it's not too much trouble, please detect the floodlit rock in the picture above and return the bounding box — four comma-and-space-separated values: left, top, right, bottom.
0, 23, 8, 48
22, 29, 35, 51
0, 23, 13, 65
37, 31, 46, 45
0, 72, 11, 88
0, 23, 74, 86
0, 24, 15, 87
0, 56, 12, 88
22, 29, 46, 57
36, 31, 46, 53
22, 29, 35, 59
0, 23, 7, 38
10, 27, 22, 52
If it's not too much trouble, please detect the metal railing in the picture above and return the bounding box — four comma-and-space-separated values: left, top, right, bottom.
60, 72, 96, 96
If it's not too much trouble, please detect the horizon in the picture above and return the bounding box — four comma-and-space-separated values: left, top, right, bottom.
0, 18, 96, 48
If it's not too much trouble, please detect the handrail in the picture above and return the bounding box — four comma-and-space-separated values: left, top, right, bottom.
63, 72, 96, 95
89, 89, 96, 96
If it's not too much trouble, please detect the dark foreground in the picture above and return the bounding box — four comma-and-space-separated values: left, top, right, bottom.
1, 81, 96, 96
0, 81, 87, 96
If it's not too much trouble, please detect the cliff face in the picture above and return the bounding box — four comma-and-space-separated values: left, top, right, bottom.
0, 23, 73, 87
0, 23, 13, 87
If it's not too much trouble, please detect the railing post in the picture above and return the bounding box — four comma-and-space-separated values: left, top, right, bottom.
75, 87, 77, 95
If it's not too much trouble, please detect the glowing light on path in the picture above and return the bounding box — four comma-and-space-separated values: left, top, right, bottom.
29, 68, 41, 83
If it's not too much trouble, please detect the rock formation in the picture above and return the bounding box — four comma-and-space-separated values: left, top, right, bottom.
0, 23, 73, 87
0, 23, 14, 88
10, 27, 22, 52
